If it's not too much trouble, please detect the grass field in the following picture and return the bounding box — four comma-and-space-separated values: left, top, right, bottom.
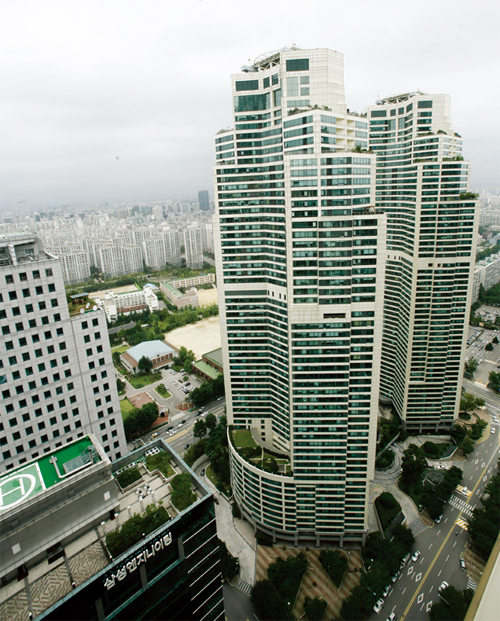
111, 345, 129, 354
127, 372, 162, 389
120, 398, 135, 420
232, 429, 258, 449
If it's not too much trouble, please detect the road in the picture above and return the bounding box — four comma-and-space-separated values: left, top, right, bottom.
369, 404, 499, 621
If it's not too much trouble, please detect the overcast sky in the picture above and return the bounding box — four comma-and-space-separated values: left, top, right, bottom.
1, 0, 499, 210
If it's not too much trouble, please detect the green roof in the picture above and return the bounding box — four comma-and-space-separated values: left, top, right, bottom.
0, 437, 99, 512
204, 348, 223, 367
193, 360, 221, 380
162, 282, 182, 297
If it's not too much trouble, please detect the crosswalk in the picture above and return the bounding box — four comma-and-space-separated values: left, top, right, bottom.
467, 577, 477, 592
448, 495, 474, 518
456, 517, 469, 531
409, 518, 426, 536
235, 579, 252, 595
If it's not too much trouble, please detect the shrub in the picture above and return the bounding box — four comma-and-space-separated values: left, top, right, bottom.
319, 549, 347, 588
303, 596, 327, 621
375, 449, 395, 469
183, 438, 208, 466
251, 580, 291, 621
105, 504, 170, 558
145, 451, 173, 478
170, 473, 197, 511
116, 467, 142, 489
256, 530, 273, 546
375, 492, 401, 530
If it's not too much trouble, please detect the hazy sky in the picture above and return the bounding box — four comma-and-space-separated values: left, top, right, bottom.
1, 0, 499, 209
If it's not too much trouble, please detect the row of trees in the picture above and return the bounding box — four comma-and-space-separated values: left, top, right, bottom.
341, 526, 415, 620
186, 415, 230, 490
190, 374, 225, 407
468, 465, 500, 558
172, 346, 196, 374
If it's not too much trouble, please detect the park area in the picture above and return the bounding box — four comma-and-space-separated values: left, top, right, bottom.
165, 315, 221, 359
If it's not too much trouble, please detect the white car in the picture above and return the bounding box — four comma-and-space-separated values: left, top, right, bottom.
386, 614, 396, 621
382, 585, 391, 598
492, 427, 496, 434
411, 550, 420, 562
439, 581, 449, 593
373, 599, 384, 614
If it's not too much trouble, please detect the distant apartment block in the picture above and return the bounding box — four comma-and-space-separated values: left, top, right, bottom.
472, 254, 500, 302
0, 233, 127, 472
183, 226, 203, 269
167, 273, 215, 289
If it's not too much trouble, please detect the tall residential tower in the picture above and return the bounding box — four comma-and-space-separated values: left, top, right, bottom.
214, 48, 387, 544
214, 47, 477, 544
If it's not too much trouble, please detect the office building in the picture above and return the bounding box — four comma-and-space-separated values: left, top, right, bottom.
0, 436, 224, 620
363, 93, 478, 431
199, 190, 210, 211
214, 48, 387, 544
0, 232, 127, 472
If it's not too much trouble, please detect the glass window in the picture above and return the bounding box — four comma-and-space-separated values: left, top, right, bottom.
301, 87, 310, 96
235, 80, 259, 91
263, 77, 270, 89
371, 110, 386, 117
287, 76, 299, 96
418, 100, 433, 108
5, 275, 14, 284
272, 73, 279, 85
45, 268, 53, 277
286, 58, 309, 71
19, 272, 27, 281
32, 270, 40, 279
234, 93, 270, 112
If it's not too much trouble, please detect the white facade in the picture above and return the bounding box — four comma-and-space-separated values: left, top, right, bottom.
472, 254, 500, 302
0, 233, 127, 473
214, 48, 386, 544
183, 227, 203, 269
363, 92, 478, 430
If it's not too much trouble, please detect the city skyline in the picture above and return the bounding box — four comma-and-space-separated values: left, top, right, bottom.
1, 0, 498, 209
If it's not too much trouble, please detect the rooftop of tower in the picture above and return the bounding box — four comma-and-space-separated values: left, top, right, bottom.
241, 45, 301, 72
376, 91, 427, 104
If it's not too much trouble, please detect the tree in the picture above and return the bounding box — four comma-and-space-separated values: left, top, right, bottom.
459, 435, 475, 456
400, 444, 427, 488
116, 378, 126, 393
486, 342, 494, 351
138, 355, 153, 375
205, 412, 217, 430
303, 597, 327, 621
193, 419, 208, 439
392, 525, 415, 553
465, 357, 479, 378
251, 580, 290, 621
488, 370, 500, 392
494, 336, 499, 344
428, 586, 472, 621
460, 392, 483, 413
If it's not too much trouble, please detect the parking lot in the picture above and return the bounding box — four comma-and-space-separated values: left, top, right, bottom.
465, 325, 500, 384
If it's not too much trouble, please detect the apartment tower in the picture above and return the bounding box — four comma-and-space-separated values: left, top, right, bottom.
214, 48, 386, 544
0, 232, 127, 472
363, 93, 477, 431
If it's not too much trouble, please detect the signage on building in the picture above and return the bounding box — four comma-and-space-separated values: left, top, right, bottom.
103, 532, 172, 591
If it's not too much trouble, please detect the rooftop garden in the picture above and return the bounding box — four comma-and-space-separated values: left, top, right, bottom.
230, 428, 292, 476
105, 503, 170, 558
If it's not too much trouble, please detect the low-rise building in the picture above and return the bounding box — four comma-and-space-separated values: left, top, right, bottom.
0, 436, 224, 620
95, 286, 158, 322
160, 282, 199, 309
120, 340, 174, 374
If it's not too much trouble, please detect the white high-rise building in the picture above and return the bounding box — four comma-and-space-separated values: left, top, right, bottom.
214, 48, 387, 545
0, 232, 127, 473
363, 93, 478, 431
183, 226, 203, 269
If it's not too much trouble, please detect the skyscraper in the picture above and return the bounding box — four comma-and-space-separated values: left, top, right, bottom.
214, 48, 387, 545
214, 48, 477, 544
363, 93, 478, 432
198, 190, 210, 211
0, 232, 127, 472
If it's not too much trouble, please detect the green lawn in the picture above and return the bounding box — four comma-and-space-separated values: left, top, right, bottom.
111, 345, 129, 354
127, 372, 162, 389
120, 398, 135, 420
155, 384, 171, 399
232, 429, 258, 449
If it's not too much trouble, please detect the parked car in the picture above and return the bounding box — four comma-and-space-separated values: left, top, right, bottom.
439, 581, 449, 593
411, 550, 420, 562
435, 514, 443, 523
391, 571, 400, 583
382, 585, 391, 598
400, 553, 410, 568
460, 559, 466, 570
184, 444, 190, 450
200, 469, 205, 477
373, 599, 384, 614
386, 613, 396, 621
